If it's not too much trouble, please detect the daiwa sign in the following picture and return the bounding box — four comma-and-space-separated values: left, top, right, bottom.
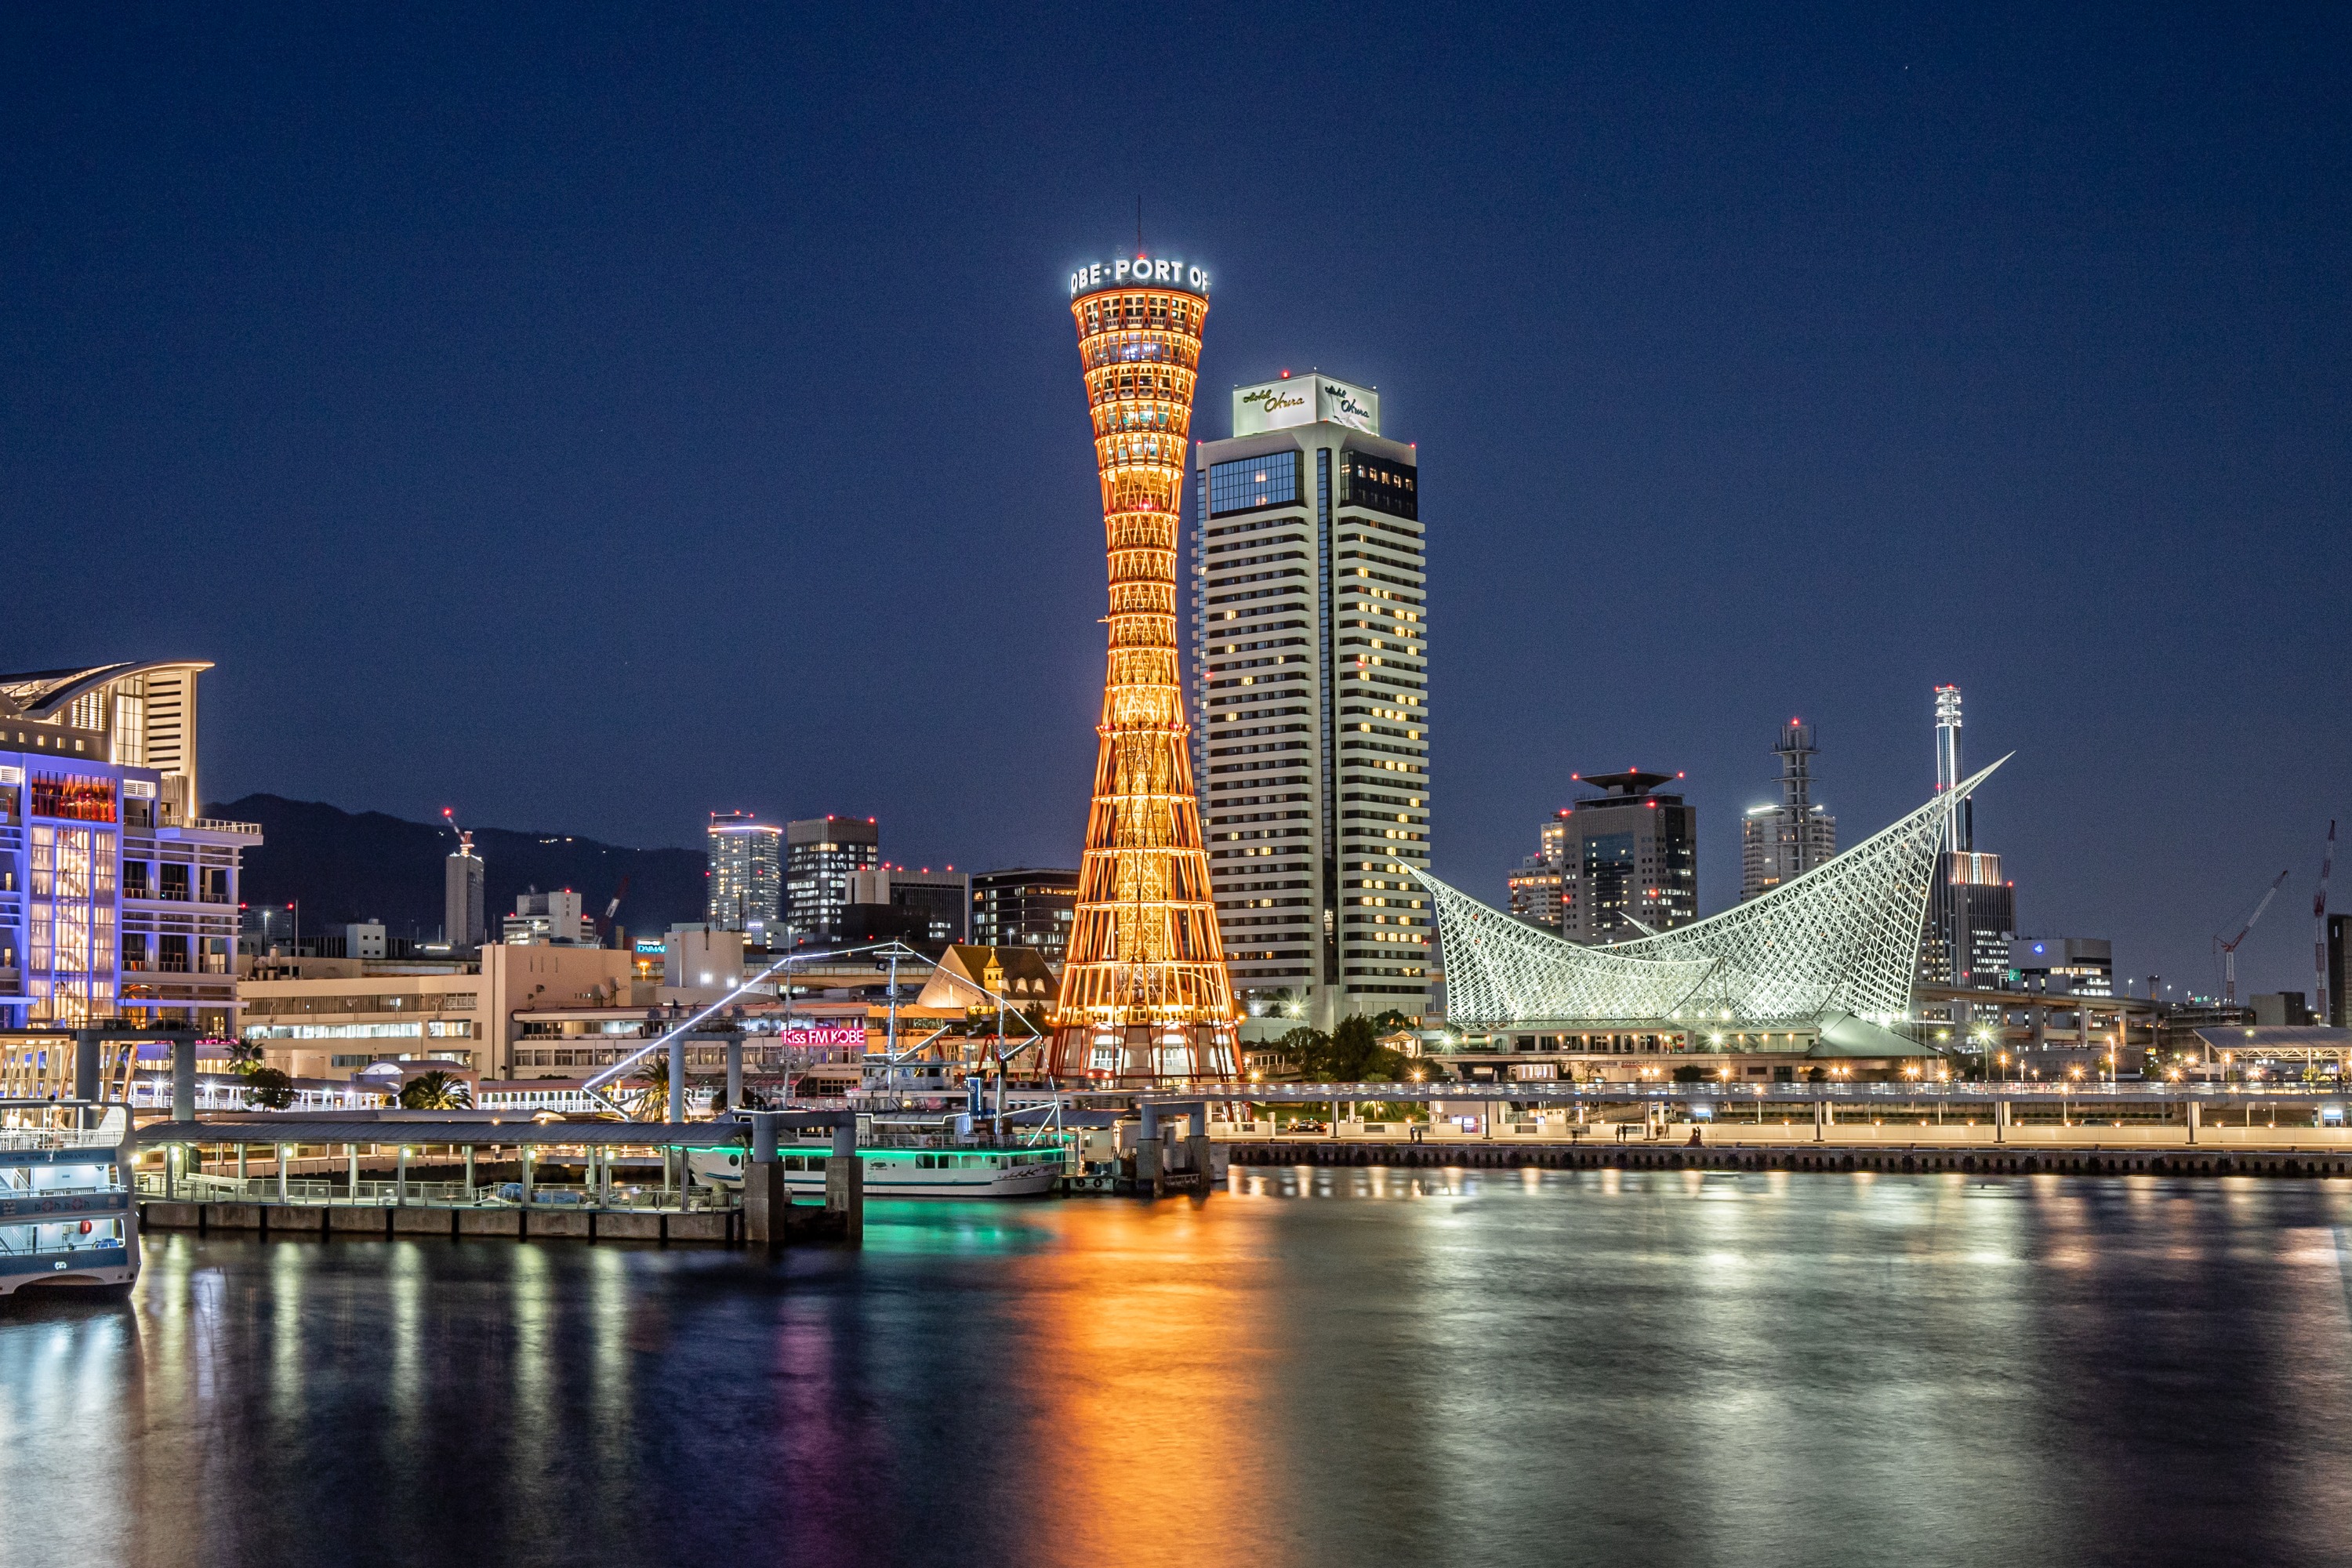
1069, 256, 1210, 296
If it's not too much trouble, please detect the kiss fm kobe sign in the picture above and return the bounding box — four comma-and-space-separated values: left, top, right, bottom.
1232, 373, 1381, 437
1069, 256, 1210, 296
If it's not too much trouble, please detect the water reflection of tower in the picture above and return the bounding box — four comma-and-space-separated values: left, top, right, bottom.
1923, 686, 2016, 1009
1045, 251, 1238, 1083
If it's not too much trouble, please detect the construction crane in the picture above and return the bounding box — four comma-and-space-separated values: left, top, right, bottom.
440, 806, 477, 860
603, 875, 630, 948
2215, 868, 2290, 1005
2315, 821, 2336, 1025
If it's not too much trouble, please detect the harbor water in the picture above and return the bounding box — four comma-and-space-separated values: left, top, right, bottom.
4, 1168, 2350, 1566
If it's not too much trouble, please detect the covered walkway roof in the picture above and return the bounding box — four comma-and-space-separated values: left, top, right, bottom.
130, 1115, 844, 1148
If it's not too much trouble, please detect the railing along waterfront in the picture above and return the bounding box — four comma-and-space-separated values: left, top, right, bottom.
1159, 1080, 2343, 1098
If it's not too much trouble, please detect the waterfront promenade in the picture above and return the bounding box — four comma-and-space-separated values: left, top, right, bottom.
1169, 1080, 2352, 1157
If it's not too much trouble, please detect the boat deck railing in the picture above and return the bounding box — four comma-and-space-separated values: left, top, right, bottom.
0, 1128, 125, 1153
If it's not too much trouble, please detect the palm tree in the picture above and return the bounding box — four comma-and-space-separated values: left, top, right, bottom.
629, 1062, 669, 1122
397, 1070, 473, 1111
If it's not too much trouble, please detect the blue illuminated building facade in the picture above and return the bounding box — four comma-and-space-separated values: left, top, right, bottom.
0, 662, 259, 1035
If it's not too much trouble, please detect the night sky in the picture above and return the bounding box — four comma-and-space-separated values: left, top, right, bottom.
4, 5, 2347, 999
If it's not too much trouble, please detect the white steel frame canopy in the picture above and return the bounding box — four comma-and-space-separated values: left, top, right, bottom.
1422, 757, 2010, 1029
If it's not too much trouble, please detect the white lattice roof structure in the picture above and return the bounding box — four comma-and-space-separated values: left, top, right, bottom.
1422, 757, 2009, 1029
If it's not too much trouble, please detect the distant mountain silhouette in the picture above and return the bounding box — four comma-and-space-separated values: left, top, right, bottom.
212, 793, 707, 942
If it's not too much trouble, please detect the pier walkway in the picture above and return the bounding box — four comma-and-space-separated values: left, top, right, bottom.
1228, 1139, 2352, 1180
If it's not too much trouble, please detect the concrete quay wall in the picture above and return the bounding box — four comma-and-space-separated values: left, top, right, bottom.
136, 1201, 752, 1244
1227, 1142, 2352, 1181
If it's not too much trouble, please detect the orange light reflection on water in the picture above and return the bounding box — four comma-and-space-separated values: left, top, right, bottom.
999, 1199, 1286, 1552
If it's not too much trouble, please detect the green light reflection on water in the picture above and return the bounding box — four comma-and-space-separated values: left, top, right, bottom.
857, 1200, 1065, 1255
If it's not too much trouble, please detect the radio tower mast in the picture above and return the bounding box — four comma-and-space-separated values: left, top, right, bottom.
1933, 684, 1969, 851
2315, 820, 2336, 1024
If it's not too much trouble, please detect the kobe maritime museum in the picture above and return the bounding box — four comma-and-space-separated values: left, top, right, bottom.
1417, 760, 2013, 1082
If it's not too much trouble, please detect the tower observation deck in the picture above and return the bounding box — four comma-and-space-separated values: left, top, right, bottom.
1046, 254, 1240, 1083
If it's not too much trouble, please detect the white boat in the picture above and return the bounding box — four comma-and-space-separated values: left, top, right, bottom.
688, 1141, 1065, 1198
0, 1111, 136, 1297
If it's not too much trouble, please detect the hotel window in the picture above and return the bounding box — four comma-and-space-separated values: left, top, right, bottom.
111, 684, 146, 766
1208, 450, 1302, 517
1340, 452, 1418, 521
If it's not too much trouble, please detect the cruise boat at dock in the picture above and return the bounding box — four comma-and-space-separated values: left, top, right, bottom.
684, 1102, 1071, 1199
0, 1106, 136, 1297
688, 1138, 1066, 1199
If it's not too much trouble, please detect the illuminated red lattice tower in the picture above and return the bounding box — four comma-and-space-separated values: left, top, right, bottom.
1046, 256, 1239, 1083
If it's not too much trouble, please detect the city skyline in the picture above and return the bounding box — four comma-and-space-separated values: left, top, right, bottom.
2, 8, 2345, 1003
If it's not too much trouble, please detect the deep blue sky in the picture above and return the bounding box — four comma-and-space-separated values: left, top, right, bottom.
4, 5, 2347, 999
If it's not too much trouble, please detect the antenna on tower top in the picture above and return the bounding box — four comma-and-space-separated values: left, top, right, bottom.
1136, 195, 1144, 256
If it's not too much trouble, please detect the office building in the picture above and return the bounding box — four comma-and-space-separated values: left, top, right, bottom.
1740, 720, 1838, 900
662, 925, 746, 994
1507, 851, 1566, 931
1504, 815, 1573, 931
2329, 913, 2350, 1027
705, 811, 782, 933
2010, 937, 2113, 996
786, 816, 879, 946
1555, 771, 1697, 944
971, 868, 1079, 966
1192, 372, 1431, 1031
241, 942, 641, 1080
503, 889, 593, 946
445, 828, 485, 949
240, 904, 294, 956
2251, 992, 2315, 1027
1044, 256, 1237, 1083
859, 866, 970, 944
0, 660, 260, 1033
1920, 686, 2016, 992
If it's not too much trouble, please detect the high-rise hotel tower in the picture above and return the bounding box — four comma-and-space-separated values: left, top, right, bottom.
1192, 373, 1431, 1032
1045, 253, 1240, 1082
